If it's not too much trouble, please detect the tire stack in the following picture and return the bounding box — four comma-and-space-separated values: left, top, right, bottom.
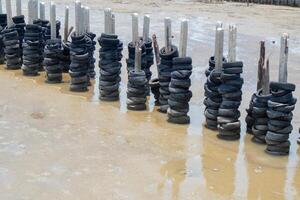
12, 15, 26, 56
61, 41, 70, 73
144, 38, 154, 94
43, 39, 63, 83
167, 57, 192, 124
265, 82, 297, 155
157, 45, 178, 113
2, 28, 22, 70
251, 90, 271, 143
98, 33, 123, 101
245, 94, 255, 134
0, 14, 7, 64
0, 26, 4, 64
127, 69, 147, 111
69, 33, 89, 92
22, 24, 43, 76
204, 69, 222, 130
86, 32, 96, 79
217, 62, 243, 140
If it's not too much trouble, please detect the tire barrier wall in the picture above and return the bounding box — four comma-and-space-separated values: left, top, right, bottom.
127, 69, 148, 111
98, 33, 123, 101
265, 82, 297, 155
157, 45, 179, 113
2, 27, 22, 70
167, 57, 193, 124
22, 24, 43, 76
217, 61, 244, 140
69, 33, 90, 92
44, 39, 63, 83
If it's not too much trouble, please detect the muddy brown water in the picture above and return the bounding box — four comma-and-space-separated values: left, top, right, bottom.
0, 1, 300, 200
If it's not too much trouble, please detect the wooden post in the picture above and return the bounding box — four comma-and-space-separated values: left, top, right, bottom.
228, 24, 237, 62
50, 1, 56, 40
257, 41, 265, 90
132, 13, 139, 44
0, 0, 2, 14
111, 14, 115, 34
214, 21, 223, 59
28, 0, 32, 24
134, 44, 142, 72
278, 33, 289, 83
215, 27, 224, 72
152, 34, 160, 65
164, 17, 172, 53
82, 6, 87, 33
86, 7, 90, 33
75, 1, 81, 36
179, 19, 188, 58
80, 5, 84, 34
39, 2, 45, 20
64, 6, 69, 42
5, 0, 13, 27
262, 59, 270, 95
143, 15, 150, 41
32, 0, 38, 22
104, 8, 112, 34
16, 0, 22, 16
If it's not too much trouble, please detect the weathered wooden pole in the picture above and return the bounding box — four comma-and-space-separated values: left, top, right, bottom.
262, 58, 270, 95
179, 19, 188, 58
16, 0, 22, 16
111, 13, 115, 34
164, 17, 172, 53
79, 5, 85, 34
32, 0, 38, 22
215, 27, 224, 72
86, 7, 90, 33
278, 33, 289, 83
228, 24, 237, 62
5, 0, 13, 27
50, 1, 56, 40
0, 0, 2, 14
82, 6, 87, 33
152, 34, 160, 65
143, 15, 150, 41
132, 13, 139, 44
75, 1, 81, 36
134, 45, 142, 72
257, 41, 265, 90
64, 6, 69, 42
104, 8, 112, 34
214, 21, 223, 60
39, 2, 45, 20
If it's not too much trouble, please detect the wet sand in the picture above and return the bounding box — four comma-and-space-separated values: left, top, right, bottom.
0, 1, 300, 199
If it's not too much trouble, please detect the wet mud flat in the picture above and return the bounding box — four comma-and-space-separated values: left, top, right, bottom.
1, 1, 300, 200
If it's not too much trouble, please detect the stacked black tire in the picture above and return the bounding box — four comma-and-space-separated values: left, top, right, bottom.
22, 24, 43, 76
12, 15, 26, 55
217, 62, 243, 140
167, 57, 192, 124
204, 59, 222, 130
144, 38, 154, 94
69, 33, 90, 92
98, 33, 123, 101
127, 69, 147, 111
0, 14, 7, 64
245, 94, 255, 134
61, 41, 70, 73
86, 32, 96, 79
43, 20, 61, 41
157, 46, 179, 113
44, 39, 63, 83
265, 82, 297, 155
2, 28, 22, 70
251, 90, 271, 143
